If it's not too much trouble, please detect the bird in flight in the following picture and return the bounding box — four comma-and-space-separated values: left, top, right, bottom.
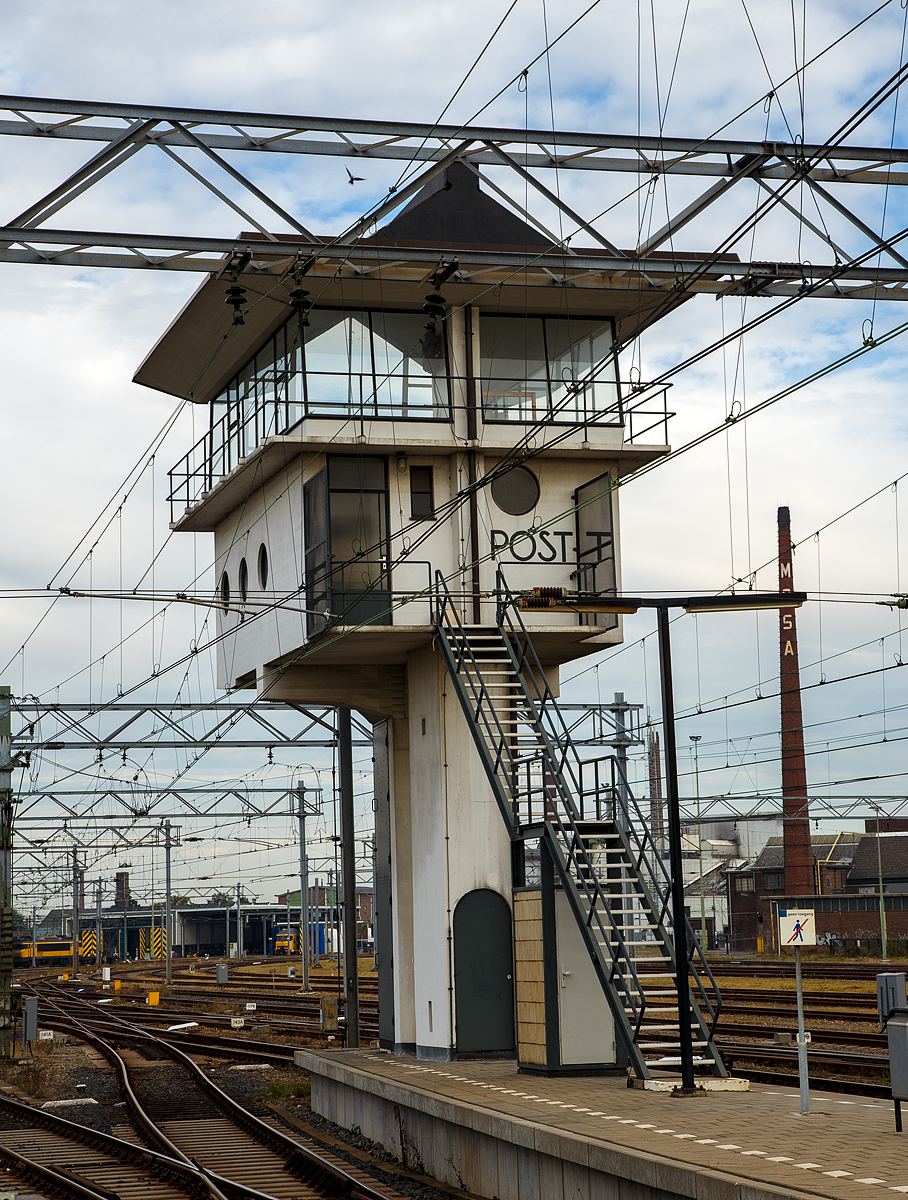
346, 167, 365, 185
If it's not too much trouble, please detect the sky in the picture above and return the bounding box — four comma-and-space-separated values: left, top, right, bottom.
2, 0, 908, 914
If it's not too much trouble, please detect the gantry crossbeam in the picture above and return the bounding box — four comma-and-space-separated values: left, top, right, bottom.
12, 701, 372, 752
0, 225, 905, 299
678, 793, 908, 824
2, 95, 908, 177
2, 94, 908, 301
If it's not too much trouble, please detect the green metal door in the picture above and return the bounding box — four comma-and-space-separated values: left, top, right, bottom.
453, 889, 515, 1054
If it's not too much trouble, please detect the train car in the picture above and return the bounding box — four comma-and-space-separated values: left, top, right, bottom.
270, 924, 301, 955
269, 923, 328, 955
13, 931, 96, 964
13, 938, 75, 963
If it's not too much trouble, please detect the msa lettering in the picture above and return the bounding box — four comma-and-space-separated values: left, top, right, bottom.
780, 562, 792, 578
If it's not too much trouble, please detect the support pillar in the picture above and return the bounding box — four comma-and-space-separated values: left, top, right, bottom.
373, 720, 395, 1049
164, 821, 172, 983
338, 708, 360, 1047
71, 847, 79, 974
0, 687, 13, 1058
297, 785, 309, 991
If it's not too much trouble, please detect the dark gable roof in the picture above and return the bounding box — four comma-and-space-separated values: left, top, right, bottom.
847, 835, 908, 883
752, 833, 860, 872
372, 162, 550, 248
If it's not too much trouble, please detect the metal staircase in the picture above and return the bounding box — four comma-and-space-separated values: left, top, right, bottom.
433, 571, 725, 1082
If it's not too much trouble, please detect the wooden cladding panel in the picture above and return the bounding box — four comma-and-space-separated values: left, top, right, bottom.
514, 889, 546, 1066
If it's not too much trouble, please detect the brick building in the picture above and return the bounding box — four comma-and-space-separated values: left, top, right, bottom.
726, 833, 860, 952
846, 834, 908, 895
728, 830, 908, 952
277, 885, 373, 923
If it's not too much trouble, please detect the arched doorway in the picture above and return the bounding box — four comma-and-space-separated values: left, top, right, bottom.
453, 889, 515, 1055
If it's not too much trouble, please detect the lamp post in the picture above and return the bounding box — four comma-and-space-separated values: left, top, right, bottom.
690, 736, 705, 948
871, 803, 889, 957
518, 587, 807, 1092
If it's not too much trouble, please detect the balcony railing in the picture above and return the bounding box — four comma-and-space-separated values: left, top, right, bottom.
168, 374, 673, 519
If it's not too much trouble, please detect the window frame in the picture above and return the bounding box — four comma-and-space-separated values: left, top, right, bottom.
478, 311, 620, 426
409, 465, 435, 520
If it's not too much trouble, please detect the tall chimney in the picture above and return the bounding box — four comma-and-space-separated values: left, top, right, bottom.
647, 721, 665, 852
778, 507, 813, 894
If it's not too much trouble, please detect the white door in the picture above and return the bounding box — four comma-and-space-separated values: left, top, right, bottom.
556, 890, 616, 1066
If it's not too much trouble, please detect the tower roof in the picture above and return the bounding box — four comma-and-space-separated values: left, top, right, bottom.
373, 162, 548, 249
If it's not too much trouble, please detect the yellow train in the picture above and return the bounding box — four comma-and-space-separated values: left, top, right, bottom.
13, 934, 94, 963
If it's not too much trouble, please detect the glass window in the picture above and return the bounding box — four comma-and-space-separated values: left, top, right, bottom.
220, 572, 230, 613
479, 313, 618, 423
258, 543, 269, 589
763, 872, 784, 891
239, 558, 248, 603
410, 466, 434, 519
734, 875, 754, 893
329, 455, 387, 491
197, 308, 452, 517
490, 465, 539, 516
303, 309, 449, 419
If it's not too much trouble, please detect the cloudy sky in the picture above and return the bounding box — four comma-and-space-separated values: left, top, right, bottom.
2, 0, 907, 911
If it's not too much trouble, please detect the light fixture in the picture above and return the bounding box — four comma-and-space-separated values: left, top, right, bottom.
683, 591, 806, 613
517, 587, 807, 615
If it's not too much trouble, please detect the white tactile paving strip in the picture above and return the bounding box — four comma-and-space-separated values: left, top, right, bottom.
359, 1055, 908, 1194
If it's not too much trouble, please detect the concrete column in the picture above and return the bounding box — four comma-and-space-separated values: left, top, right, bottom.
406, 644, 512, 1060
388, 715, 416, 1052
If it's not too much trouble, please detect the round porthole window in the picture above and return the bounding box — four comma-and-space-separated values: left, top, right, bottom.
239, 558, 248, 603
490, 465, 540, 516
219, 572, 230, 613
258, 543, 269, 589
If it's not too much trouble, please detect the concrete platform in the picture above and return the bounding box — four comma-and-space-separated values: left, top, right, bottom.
296, 1048, 908, 1200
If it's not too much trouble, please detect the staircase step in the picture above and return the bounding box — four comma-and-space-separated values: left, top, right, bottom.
643, 1056, 714, 1066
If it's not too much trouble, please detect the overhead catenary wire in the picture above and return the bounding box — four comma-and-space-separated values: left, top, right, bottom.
8, 9, 906, 878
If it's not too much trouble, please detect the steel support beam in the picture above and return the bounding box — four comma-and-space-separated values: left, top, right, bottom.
1, 224, 907, 294
636, 153, 769, 256
481, 140, 625, 256
3, 95, 908, 172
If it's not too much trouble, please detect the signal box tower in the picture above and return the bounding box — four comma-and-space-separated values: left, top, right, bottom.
137, 163, 730, 1070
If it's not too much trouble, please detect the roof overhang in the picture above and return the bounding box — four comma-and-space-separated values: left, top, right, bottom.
134, 233, 739, 406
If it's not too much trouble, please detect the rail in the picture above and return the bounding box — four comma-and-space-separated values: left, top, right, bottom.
40, 984, 397, 1200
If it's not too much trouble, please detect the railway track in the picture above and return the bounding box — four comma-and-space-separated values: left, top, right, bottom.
28, 957, 901, 1105
6, 985, 415, 1200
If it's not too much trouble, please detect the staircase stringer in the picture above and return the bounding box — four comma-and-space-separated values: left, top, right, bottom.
433, 625, 518, 837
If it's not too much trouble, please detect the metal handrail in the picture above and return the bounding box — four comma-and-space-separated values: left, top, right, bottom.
168, 377, 672, 519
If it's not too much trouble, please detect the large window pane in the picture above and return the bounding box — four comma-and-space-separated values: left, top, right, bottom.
479, 314, 547, 421
479, 313, 617, 423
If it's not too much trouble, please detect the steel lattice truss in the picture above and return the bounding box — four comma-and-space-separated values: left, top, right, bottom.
1, 95, 908, 299
11, 701, 372, 752
677, 793, 908, 824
